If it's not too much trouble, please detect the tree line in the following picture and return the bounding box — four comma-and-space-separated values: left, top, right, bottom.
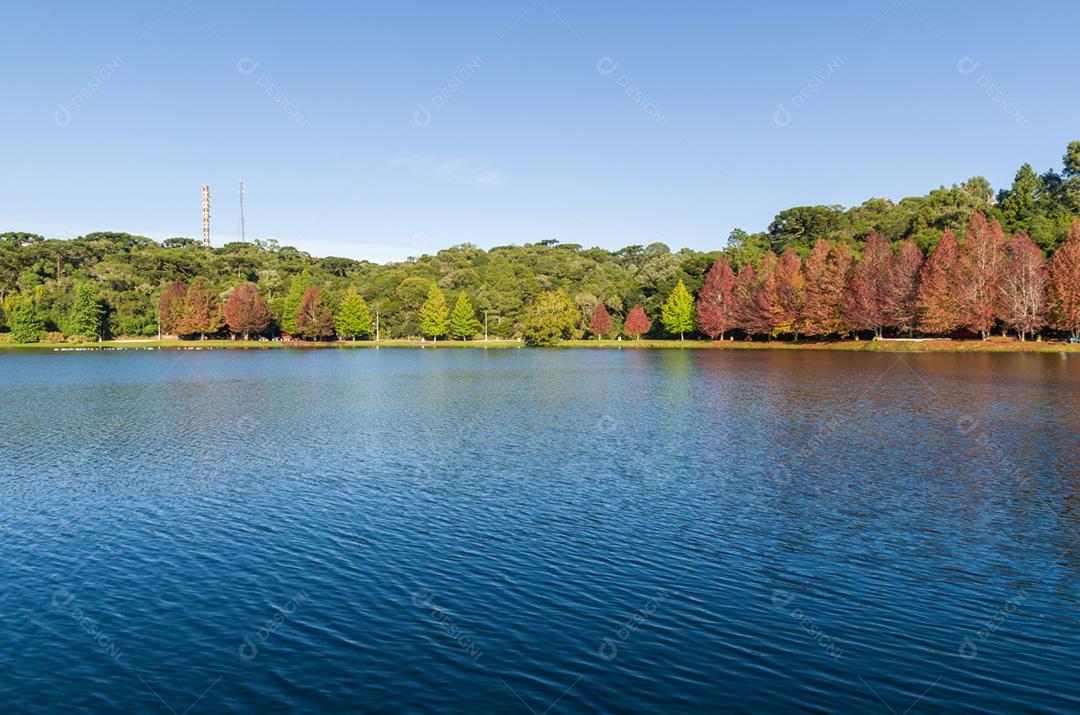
3, 143, 1080, 345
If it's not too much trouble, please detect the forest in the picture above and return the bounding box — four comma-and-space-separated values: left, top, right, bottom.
3, 142, 1080, 346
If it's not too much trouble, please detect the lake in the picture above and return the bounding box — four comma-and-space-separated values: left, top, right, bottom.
0, 348, 1077, 713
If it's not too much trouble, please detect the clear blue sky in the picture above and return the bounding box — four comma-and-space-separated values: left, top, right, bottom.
3, 0, 1077, 262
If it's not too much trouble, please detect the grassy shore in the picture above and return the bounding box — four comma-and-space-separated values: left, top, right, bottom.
1, 337, 1079, 352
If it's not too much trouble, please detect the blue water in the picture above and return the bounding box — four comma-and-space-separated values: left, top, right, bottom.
1, 348, 1077, 713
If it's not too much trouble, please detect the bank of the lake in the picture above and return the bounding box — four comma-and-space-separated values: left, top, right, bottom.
2, 337, 1080, 353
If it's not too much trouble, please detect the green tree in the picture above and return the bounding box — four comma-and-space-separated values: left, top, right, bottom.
70, 281, 105, 340
418, 285, 449, 341
661, 279, 695, 340
280, 270, 313, 335
523, 290, 578, 346
10, 298, 45, 343
335, 285, 372, 340
449, 292, 481, 340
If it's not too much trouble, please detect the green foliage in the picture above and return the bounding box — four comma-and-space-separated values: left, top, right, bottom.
10, 298, 45, 343
661, 280, 695, 339
280, 270, 314, 334
524, 290, 578, 346
449, 292, 481, 340
418, 285, 449, 340
69, 281, 105, 339
335, 285, 372, 339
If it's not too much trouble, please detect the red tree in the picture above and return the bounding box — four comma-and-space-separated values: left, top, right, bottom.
158, 279, 187, 335
802, 240, 851, 336
858, 230, 892, 336
842, 274, 876, 335
589, 301, 613, 339
750, 266, 780, 339
731, 263, 759, 338
695, 258, 735, 339
773, 249, 804, 338
885, 239, 924, 335
1048, 219, 1080, 337
917, 231, 964, 335
295, 286, 335, 340
961, 213, 1007, 339
623, 305, 651, 339
1000, 233, 1047, 340
175, 280, 224, 339
224, 283, 272, 340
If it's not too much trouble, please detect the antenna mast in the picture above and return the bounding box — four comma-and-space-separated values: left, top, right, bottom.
201, 185, 211, 248
239, 179, 246, 242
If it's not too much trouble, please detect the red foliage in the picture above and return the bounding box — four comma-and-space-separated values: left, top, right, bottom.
1000, 233, 1047, 339
858, 230, 892, 334
158, 279, 187, 334
224, 283, 272, 339
917, 230, 964, 334
749, 265, 780, 338
773, 249, 804, 337
695, 258, 735, 339
295, 286, 335, 339
961, 213, 1007, 339
1048, 219, 1080, 337
623, 305, 651, 339
175, 281, 224, 338
589, 301, 613, 338
731, 263, 759, 337
802, 240, 851, 336
885, 239, 924, 334
842, 274, 877, 334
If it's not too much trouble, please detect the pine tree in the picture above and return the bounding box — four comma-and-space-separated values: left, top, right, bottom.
1000, 233, 1046, 340
917, 230, 964, 335
70, 281, 105, 340
696, 258, 735, 339
1048, 219, 1080, 337
418, 285, 449, 341
335, 285, 372, 340
10, 298, 45, 343
588, 301, 613, 340
449, 292, 481, 340
224, 283, 271, 340
295, 286, 335, 340
622, 305, 651, 340
661, 279, 695, 340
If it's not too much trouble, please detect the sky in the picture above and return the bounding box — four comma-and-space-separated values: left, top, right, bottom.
3, 0, 1078, 262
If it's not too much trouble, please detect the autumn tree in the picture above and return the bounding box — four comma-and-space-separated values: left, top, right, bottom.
295, 286, 335, 340
857, 230, 892, 337
885, 239, 924, 335
730, 264, 759, 338
750, 263, 781, 339
1048, 219, 1080, 337
589, 301, 613, 340
696, 258, 735, 339
524, 289, 578, 346
842, 274, 876, 335
175, 280, 224, 339
449, 292, 481, 340
802, 240, 850, 336
224, 283, 271, 340
999, 233, 1046, 340
418, 285, 449, 341
335, 285, 372, 340
961, 213, 1007, 339
70, 281, 105, 340
622, 305, 651, 340
661, 279, 695, 340
916, 230, 964, 335
158, 279, 187, 335
773, 249, 804, 338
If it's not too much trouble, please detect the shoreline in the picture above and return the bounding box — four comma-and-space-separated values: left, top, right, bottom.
1, 338, 1079, 353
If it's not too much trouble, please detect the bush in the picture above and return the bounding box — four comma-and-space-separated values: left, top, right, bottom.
43, 332, 66, 343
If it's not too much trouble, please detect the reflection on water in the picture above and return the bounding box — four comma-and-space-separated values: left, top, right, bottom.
0, 349, 1077, 713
